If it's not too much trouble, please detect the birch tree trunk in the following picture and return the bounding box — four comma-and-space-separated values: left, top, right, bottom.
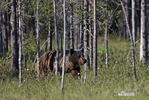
48, 17, 52, 51
18, 0, 22, 87
61, 0, 66, 93
89, 0, 93, 67
36, 0, 40, 80
120, 0, 137, 81
140, 0, 148, 65
105, 0, 108, 67
84, 0, 90, 82
53, 0, 59, 76
70, 3, 74, 49
93, 0, 97, 82
79, 0, 84, 50
11, 0, 19, 76
132, 0, 136, 46
125, 0, 129, 40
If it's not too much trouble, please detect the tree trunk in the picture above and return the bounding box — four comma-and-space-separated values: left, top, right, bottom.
140, 0, 148, 65
89, 0, 93, 67
53, 0, 59, 76
120, 0, 137, 81
70, 3, 74, 49
18, 0, 22, 86
0, 8, 3, 53
84, 0, 90, 82
79, 0, 84, 50
61, 0, 66, 93
11, 0, 19, 76
136, 0, 141, 38
105, 0, 108, 67
48, 17, 52, 51
125, 0, 129, 40
36, 0, 40, 80
132, 0, 136, 46
93, 0, 97, 82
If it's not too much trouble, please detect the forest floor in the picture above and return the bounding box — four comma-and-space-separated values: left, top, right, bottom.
0, 36, 149, 100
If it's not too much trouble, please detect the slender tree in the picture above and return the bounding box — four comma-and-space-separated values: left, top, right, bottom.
53, 0, 59, 75
36, 0, 40, 80
18, 0, 22, 87
79, 0, 84, 50
48, 17, 52, 50
140, 0, 148, 65
136, 0, 141, 38
84, 0, 88, 82
0, 7, 3, 53
2, 11, 8, 53
105, 0, 108, 67
93, 0, 97, 82
89, 0, 93, 67
120, 0, 137, 81
61, 0, 66, 93
132, 0, 136, 46
70, 2, 74, 49
11, 0, 19, 76
125, 0, 129, 40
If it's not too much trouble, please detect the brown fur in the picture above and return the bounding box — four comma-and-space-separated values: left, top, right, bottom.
35, 49, 86, 76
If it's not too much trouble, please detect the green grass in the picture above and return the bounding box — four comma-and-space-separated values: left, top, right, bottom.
0, 36, 149, 100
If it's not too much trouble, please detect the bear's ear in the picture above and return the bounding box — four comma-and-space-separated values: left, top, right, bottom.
69, 49, 74, 55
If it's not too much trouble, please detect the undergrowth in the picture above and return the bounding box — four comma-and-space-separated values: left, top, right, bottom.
0, 36, 149, 100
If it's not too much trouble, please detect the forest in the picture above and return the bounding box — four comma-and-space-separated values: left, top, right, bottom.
0, 0, 149, 99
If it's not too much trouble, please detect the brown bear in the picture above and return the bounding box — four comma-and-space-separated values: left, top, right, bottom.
35, 49, 87, 77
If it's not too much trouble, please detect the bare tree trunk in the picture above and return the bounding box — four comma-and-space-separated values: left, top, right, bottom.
76, 25, 80, 49
136, 0, 141, 38
61, 0, 66, 93
132, 0, 136, 46
61, 34, 63, 50
0, 8, 3, 53
48, 17, 52, 51
11, 0, 19, 76
36, 0, 40, 80
120, 0, 137, 81
18, 0, 22, 87
70, 3, 74, 49
2, 12, 8, 53
79, 0, 84, 50
53, 0, 59, 76
105, 0, 108, 67
0, 28, 2, 53
140, 0, 148, 65
89, 0, 93, 67
125, 0, 129, 40
93, 0, 97, 82
84, 0, 90, 82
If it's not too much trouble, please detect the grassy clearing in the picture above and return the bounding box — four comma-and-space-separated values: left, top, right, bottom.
0, 36, 149, 100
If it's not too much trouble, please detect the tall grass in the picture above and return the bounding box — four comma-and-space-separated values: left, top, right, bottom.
0, 36, 149, 100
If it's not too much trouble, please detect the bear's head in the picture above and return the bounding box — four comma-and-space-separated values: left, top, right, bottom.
68, 49, 87, 66
67, 49, 87, 77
